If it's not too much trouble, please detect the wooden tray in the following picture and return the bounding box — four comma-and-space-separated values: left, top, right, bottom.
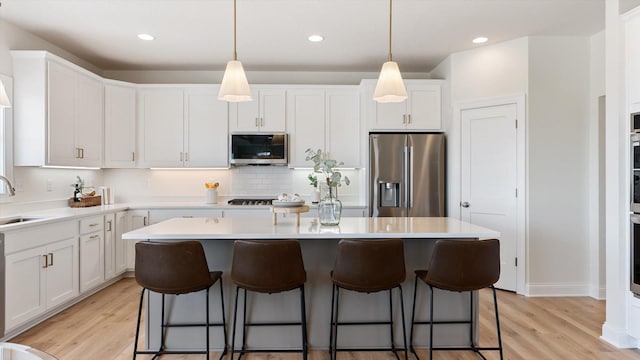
68, 196, 102, 208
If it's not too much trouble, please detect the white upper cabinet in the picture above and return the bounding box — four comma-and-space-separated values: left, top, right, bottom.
627, 10, 640, 112
287, 86, 362, 168
230, 87, 286, 132
104, 81, 137, 168
363, 79, 443, 131
12, 51, 104, 167
138, 86, 228, 168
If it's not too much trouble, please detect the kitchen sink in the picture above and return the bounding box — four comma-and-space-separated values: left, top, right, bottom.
0, 216, 45, 226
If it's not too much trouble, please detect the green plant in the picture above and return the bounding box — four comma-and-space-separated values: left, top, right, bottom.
304, 148, 350, 187
307, 173, 318, 188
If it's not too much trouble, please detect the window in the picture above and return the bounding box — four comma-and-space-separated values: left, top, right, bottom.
0, 74, 13, 197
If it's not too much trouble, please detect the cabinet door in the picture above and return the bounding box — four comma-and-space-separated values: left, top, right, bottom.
139, 88, 184, 167
104, 213, 116, 280
406, 84, 442, 130
628, 15, 640, 110
287, 89, 325, 167
5, 247, 46, 331
75, 73, 104, 166
105, 84, 136, 168
80, 231, 105, 292
230, 89, 260, 131
259, 89, 287, 132
185, 88, 229, 167
47, 61, 77, 166
326, 89, 361, 167
371, 99, 406, 130
126, 210, 149, 270
45, 237, 79, 308
114, 211, 128, 275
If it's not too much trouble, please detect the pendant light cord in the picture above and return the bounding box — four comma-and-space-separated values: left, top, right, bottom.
233, 0, 238, 61
388, 0, 393, 62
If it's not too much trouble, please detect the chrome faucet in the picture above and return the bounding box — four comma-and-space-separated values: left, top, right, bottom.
0, 175, 16, 196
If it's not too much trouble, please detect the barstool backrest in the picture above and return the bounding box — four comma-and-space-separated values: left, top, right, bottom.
135, 241, 214, 295
231, 240, 306, 293
425, 238, 500, 292
332, 238, 406, 292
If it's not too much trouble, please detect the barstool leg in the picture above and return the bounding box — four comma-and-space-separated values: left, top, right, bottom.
469, 291, 475, 350
230, 286, 240, 360
241, 288, 248, 356
333, 285, 341, 360
219, 279, 228, 359
300, 285, 308, 360
206, 288, 210, 360
492, 286, 504, 360
132, 288, 146, 360
159, 294, 166, 353
388, 289, 398, 360
429, 285, 434, 360
409, 276, 420, 360
398, 285, 408, 360
329, 283, 336, 360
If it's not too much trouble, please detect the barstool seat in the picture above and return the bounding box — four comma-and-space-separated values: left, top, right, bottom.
230, 239, 308, 360
410, 238, 504, 360
329, 238, 408, 360
133, 241, 227, 360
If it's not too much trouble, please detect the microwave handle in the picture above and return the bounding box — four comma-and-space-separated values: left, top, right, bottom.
632, 214, 640, 224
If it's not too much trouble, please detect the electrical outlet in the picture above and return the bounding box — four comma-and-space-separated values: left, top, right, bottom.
46, 179, 53, 192
13, 180, 23, 192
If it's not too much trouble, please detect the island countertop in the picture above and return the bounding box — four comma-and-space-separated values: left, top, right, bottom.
122, 216, 500, 240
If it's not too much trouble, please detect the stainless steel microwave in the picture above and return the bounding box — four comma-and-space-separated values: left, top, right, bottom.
229, 133, 288, 165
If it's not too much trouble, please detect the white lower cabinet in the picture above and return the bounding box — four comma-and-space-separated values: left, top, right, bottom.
79, 216, 105, 293
5, 221, 79, 332
104, 213, 116, 280
114, 211, 128, 276
126, 210, 149, 270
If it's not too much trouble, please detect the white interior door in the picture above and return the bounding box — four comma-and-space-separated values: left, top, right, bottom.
461, 103, 518, 291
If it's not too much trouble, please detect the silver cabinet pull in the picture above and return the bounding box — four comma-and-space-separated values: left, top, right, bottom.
408, 114, 412, 124
42, 254, 48, 268
132, 152, 136, 162
106, 220, 112, 232
402, 114, 406, 124
180, 152, 184, 161
48, 252, 53, 266
461, 202, 470, 208
89, 223, 99, 227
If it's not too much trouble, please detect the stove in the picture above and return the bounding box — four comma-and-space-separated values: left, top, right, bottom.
227, 198, 276, 206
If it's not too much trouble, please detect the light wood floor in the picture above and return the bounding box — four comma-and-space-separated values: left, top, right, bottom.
9, 278, 640, 359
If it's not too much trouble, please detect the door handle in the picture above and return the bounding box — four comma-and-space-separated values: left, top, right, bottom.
461, 202, 470, 208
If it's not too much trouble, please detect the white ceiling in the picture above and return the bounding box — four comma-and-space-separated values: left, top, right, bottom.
1, 0, 640, 73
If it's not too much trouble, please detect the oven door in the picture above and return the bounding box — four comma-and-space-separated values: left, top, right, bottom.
632, 214, 640, 296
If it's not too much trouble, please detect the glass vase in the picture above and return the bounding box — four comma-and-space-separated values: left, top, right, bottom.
318, 184, 342, 226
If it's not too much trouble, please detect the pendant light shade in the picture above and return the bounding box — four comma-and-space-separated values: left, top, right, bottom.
219, 0, 252, 102
373, 61, 407, 103
219, 60, 252, 102
373, 0, 407, 103
0, 80, 11, 108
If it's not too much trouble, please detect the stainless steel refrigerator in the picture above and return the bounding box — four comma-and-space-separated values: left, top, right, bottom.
369, 133, 446, 217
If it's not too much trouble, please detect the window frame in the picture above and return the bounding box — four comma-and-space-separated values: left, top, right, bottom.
0, 73, 14, 199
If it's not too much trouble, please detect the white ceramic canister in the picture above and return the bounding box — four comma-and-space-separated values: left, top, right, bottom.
206, 189, 218, 204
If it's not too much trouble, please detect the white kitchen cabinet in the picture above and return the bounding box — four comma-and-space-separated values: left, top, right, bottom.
5, 221, 79, 332
149, 209, 224, 223
104, 213, 116, 280
230, 87, 286, 132
363, 79, 443, 131
79, 216, 104, 292
138, 86, 228, 168
126, 210, 149, 270
114, 211, 128, 275
287, 87, 361, 168
104, 81, 137, 168
11, 51, 104, 167
628, 11, 640, 112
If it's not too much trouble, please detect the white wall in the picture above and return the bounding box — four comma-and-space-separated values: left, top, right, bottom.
527, 36, 591, 292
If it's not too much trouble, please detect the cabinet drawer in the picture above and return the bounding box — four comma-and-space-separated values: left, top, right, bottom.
4, 221, 77, 254
80, 216, 103, 234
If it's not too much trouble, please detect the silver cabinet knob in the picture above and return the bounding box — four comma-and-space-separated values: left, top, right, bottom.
461, 202, 470, 208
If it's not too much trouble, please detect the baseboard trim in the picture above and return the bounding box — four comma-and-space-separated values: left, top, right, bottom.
601, 322, 640, 348
526, 282, 590, 297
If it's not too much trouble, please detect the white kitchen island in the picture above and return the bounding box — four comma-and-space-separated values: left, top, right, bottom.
123, 216, 500, 353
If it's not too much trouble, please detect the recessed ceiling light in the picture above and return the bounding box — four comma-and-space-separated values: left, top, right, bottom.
472, 37, 488, 44
138, 33, 155, 41
308, 34, 324, 43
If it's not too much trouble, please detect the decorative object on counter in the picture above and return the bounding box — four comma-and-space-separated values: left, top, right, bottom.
69, 176, 101, 207
308, 173, 320, 203
205, 180, 220, 204
100, 186, 114, 205
373, 0, 407, 103
272, 193, 307, 226
218, 0, 252, 102
305, 148, 350, 226
273, 193, 305, 207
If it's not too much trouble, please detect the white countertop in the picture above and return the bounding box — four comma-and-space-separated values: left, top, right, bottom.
122, 216, 500, 240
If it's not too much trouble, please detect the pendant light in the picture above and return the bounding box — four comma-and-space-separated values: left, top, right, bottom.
373, 0, 407, 103
0, 80, 11, 108
218, 0, 252, 102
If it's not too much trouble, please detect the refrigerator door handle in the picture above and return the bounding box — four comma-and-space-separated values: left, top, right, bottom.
403, 146, 409, 208
408, 146, 413, 208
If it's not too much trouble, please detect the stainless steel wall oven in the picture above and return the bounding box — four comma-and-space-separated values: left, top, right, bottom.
632, 112, 640, 296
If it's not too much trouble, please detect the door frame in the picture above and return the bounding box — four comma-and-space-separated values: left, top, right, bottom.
452, 94, 527, 295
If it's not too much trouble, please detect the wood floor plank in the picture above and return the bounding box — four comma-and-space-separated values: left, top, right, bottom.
8, 279, 640, 359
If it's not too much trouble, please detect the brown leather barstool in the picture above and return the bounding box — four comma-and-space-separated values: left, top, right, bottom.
409, 238, 503, 360
133, 241, 227, 360
329, 238, 408, 360
230, 239, 308, 360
